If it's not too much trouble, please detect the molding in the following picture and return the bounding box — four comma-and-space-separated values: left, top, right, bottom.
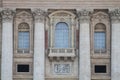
1, 8, 14, 22
91, 11, 109, 23
32, 8, 46, 22
15, 10, 32, 22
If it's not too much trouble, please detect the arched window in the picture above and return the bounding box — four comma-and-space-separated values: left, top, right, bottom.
18, 23, 30, 49
55, 22, 69, 48
94, 23, 106, 52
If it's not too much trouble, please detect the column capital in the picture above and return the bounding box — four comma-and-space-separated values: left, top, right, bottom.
1, 8, 15, 22
110, 8, 120, 22
78, 9, 91, 23
32, 8, 47, 22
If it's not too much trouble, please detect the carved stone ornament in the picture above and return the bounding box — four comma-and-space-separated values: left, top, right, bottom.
78, 9, 91, 22
78, 9, 90, 16
92, 12, 109, 22
110, 8, 120, 16
32, 8, 46, 22
1, 8, 14, 22
16, 11, 32, 21
110, 8, 120, 21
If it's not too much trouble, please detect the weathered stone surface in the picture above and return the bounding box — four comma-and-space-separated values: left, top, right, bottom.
2, 0, 120, 9
1, 9, 14, 80
79, 10, 91, 80
111, 22, 120, 80
33, 14, 45, 80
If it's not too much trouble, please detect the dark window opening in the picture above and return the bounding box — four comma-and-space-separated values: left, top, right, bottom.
95, 65, 106, 73
17, 64, 29, 72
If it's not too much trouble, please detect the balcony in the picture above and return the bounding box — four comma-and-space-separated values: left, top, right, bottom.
48, 48, 76, 61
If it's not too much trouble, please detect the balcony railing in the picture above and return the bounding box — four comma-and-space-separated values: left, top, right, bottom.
48, 48, 76, 61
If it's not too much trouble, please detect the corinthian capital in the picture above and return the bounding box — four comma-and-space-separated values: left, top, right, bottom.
78, 9, 91, 22
110, 8, 120, 23
32, 8, 46, 22
110, 8, 120, 17
1, 8, 15, 22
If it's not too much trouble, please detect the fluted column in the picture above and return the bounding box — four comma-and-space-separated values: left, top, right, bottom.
1, 8, 14, 80
33, 9, 45, 80
110, 9, 120, 80
78, 10, 91, 80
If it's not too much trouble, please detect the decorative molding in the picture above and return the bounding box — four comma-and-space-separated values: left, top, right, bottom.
1, 8, 14, 22
78, 9, 91, 22
92, 11, 109, 22
15, 10, 32, 22
32, 8, 46, 22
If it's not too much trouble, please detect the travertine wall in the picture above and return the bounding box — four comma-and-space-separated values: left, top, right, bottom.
2, 0, 120, 9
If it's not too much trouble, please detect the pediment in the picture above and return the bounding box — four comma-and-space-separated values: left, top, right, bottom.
15, 11, 32, 19
92, 11, 109, 20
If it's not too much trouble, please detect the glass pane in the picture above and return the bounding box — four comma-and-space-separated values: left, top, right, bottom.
17, 64, 29, 72
94, 32, 106, 50
18, 31, 30, 49
55, 22, 69, 48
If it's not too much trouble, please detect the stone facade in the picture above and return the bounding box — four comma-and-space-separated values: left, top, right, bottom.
0, 0, 120, 80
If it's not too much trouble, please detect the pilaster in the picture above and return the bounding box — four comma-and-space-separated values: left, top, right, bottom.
110, 8, 120, 80
1, 8, 14, 80
32, 8, 45, 80
78, 9, 91, 80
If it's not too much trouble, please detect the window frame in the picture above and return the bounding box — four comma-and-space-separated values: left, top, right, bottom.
94, 31, 106, 53
13, 62, 32, 75
54, 22, 69, 48
92, 64, 109, 75
17, 23, 30, 54
90, 11, 111, 57
48, 11, 76, 49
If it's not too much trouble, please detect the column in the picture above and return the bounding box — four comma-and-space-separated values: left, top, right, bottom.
111, 9, 120, 80
78, 10, 91, 80
1, 8, 14, 80
33, 9, 45, 80
0, 14, 2, 80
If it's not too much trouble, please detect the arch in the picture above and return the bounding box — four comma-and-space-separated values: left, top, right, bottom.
94, 23, 106, 51
95, 23, 106, 31
18, 22, 29, 29
18, 22, 30, 49
54, 22, 69, 48
49, 10, 76, 18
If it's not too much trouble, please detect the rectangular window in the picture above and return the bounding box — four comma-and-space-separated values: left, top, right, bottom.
94, 32, 106, 52
17, 64, 29, 72
95, 65, 106, 73
18, 31, 30, 49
